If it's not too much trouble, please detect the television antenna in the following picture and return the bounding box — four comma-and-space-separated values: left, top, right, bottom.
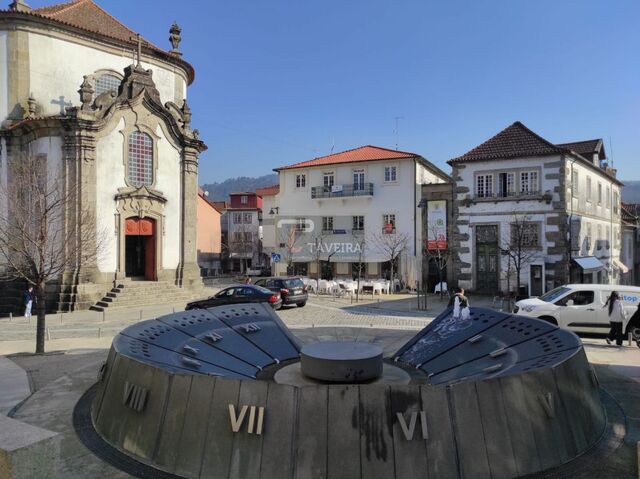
393, 116, 404, 150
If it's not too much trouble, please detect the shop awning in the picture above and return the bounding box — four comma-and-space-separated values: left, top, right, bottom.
572, 256, 605, 273
613, 258, 630, 274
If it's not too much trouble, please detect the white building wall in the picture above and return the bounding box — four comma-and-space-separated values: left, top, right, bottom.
155, 125, 181, 269
273, 158, 447, 284
28, 32, 182, 117
0, 31, 7, 122
96, 118, 125, 273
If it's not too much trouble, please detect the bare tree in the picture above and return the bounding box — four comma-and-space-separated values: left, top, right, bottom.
308, 230, 326, 287
279, 223, 303, 275
229, 219, 260, 274
500, 214, 539, 299
369, 230, 409, 293
426, 223, 450, 300
353, 234, 366, 301
0, 154, 102, 354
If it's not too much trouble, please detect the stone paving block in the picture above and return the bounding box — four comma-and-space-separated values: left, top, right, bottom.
0, 415, 60, 479
294, 386, 328, 479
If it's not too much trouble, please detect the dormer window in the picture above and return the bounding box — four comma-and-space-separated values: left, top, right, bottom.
127, 131, 153, 187
94, 73, 121, 97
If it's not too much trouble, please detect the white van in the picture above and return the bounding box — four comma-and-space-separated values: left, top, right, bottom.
514, 284, 640, 335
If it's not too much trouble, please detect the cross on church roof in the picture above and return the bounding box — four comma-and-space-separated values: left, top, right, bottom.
129, 33, 149, 67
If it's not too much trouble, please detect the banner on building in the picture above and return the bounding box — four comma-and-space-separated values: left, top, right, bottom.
427, 200, 447, 250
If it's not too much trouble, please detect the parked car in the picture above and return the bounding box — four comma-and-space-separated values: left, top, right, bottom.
514, 284, 640, 336
246, 266, 271, 277
253, 277, 308, 307
185, 285, 282, 310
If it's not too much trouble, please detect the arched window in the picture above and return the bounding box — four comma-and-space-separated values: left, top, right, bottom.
94, 74, 121, 97
127, 131, 153, 187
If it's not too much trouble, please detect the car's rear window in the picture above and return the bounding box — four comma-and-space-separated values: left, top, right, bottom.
254, 285, 273, 294
284, 278, 305, 288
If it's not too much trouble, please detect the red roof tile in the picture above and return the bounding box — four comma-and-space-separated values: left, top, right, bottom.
255, 185, 279, 196
274, 145, 419, 171
33, 0, 161, 50
2, 0, 195, 84
449, 122, 566, 164
556, 139, 605, 160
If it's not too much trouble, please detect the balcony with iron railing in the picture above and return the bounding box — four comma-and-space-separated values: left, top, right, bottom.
311, 183, 374, 199
471, 190, 550, 203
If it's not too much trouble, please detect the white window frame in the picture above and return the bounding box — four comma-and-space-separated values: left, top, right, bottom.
597, 183, 602, 206
243, 212, 252, 223
240, 195, 248, 204
476, 174, 493, 198
572, 171, 579, 198
353, 169, 365, 190
606, 186, 611, 209
322, 216, 334, 232
497, 172, 515, 197
586, 176, 592, 203
613, 192, 619, 215
384, 165, 398, 183
520, 171, 538, 195
382, 213, 396, 233
323, 172, 335, 188
295, 217, 308, 232
233, 212, 243, 224
295, 173, 306, 189
352, 215, 365, 231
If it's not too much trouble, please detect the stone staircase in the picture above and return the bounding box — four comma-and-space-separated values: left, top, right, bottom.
90, 280, 208, 312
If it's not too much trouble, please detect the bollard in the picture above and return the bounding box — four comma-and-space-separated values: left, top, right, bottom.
629, 332, 634, 347
46, 328, 50, 341
60, 313, 63, 324
9, 312, 12, 322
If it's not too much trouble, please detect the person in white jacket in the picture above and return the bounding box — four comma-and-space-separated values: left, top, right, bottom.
604, 291, 626, 346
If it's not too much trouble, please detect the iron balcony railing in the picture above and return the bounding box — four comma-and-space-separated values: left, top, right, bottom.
311, 183, 374, 199
474, 190, 542, 201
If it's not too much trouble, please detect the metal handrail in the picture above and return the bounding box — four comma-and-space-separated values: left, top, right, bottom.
311, 183, 374, 199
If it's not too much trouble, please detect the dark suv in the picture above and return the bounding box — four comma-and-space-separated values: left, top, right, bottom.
254, 277, 308, 307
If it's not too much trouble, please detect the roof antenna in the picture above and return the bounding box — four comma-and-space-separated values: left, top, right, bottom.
330, 137, 335, 153
393, 116, 404, 150
608, 136, 614, 169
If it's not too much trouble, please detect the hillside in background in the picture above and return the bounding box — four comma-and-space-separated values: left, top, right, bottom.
200, 174, 278, 201
622, 181, 640, 204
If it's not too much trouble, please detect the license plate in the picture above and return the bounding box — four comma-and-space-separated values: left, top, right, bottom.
294, 289, 302, 294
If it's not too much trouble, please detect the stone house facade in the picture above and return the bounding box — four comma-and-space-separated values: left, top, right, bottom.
449, 122, 623, 296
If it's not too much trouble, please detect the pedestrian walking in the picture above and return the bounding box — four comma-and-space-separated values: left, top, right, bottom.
604, 291, 626, 346
448, 287, 470, 319
23, 285, 34, 319
244, 276, 252, 284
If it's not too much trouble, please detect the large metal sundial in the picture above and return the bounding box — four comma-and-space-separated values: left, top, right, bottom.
86, 303, 605, 479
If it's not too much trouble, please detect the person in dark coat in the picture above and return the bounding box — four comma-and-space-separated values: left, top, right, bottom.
23, 285, 34, 319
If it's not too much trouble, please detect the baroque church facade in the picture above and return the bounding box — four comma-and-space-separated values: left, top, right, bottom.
0, 0, 207, 311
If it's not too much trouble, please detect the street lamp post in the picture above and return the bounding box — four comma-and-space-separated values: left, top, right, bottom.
417, 198, 428, 310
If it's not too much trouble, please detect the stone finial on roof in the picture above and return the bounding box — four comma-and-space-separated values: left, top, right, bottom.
9, 0, 31, 12
26, 93, 37, 119
169, 21, 182, 55
78, 75, 94, 111
181, 99, 191, 129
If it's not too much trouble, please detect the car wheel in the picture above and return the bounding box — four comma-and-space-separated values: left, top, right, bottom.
538, 316, 557, 325
296, 302, 306, 308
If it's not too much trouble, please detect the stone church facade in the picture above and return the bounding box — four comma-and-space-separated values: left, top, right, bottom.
0, 0, 206, 311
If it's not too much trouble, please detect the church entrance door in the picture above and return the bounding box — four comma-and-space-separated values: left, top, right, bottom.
124, 217, 156, 280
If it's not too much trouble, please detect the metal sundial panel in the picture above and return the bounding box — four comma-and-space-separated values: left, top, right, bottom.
394, 308, 511, 367
417, 313, 557, 374
424, 328, 581, 384
156, 312, 274, 370
206, 304, 301, 362
113, 334, 252, 378
119, 319, 261, 377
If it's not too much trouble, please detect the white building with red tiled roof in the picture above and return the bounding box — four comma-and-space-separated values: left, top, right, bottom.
269, 145, 450, 286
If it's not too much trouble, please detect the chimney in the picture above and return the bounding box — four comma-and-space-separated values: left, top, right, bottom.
9, 0, 31, 12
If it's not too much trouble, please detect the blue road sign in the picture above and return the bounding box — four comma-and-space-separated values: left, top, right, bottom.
271, 253, 282, 263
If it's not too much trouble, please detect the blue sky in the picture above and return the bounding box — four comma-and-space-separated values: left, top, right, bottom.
30, 0, 640, 182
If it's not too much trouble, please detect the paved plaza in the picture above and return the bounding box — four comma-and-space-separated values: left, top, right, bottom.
1, 296, 640, 477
